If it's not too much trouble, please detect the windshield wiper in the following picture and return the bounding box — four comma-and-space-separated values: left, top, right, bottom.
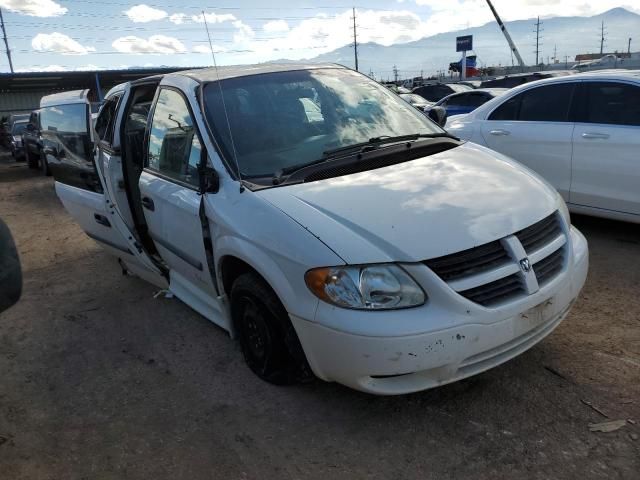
271, 132, 456, 186
321, 132, 454, 157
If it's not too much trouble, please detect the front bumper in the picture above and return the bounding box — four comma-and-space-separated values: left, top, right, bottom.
292, 226, 588, 395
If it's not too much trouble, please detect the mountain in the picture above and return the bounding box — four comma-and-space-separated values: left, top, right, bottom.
305, 8, 640, 79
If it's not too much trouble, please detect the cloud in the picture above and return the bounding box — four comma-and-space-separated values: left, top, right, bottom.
32, 33, 96, 55
124, 4, 168, 23
263, 20, 290, 33
169, 13, 188, 25
232, 20, 255, 44
192, 12, 237, 24
112, 35, 187, 54
193, 44, 227, 54
16, 64, 67, 72
0, 0, 67, 17
235, 9, 427, 62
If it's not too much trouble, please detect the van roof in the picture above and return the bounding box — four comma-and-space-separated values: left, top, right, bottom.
176, 63, 346, 83
40, 89, 89, 108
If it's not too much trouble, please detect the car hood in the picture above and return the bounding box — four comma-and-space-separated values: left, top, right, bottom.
257, 142, 558, 264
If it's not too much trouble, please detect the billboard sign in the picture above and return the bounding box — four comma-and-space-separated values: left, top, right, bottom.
456, 35, 473, 52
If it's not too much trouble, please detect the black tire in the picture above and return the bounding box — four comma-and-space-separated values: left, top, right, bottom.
40, 151, 51, 176
26, 148, 38, 168
231, 272, 313, 385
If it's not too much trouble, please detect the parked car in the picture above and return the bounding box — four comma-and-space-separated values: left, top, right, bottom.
480, 71, 573, 89
9, 120, 29, 159
430, 88, 508, 116
447, 71, 640, 224
1, 113, 29, 148
412, 82, 472, 102
399, 93, 433, 112
22, 109, 48, 174
47, 64, 587, 395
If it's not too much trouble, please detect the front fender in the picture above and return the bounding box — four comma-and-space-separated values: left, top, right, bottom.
204, 180, 344, 323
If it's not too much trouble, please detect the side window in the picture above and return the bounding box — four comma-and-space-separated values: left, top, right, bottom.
147, 89, 200, 187
584, 82, 640, 126
40, 104, 91, 158
468, 93, 489, 108
518, 83, 573, 122
94, 95, 121, 143
489, 95, 520, 121
446, 94, 464, 107
489, 84, 573, 122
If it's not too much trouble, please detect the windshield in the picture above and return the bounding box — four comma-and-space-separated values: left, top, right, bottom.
12, 123, 27, 135
202, 68, 443, 179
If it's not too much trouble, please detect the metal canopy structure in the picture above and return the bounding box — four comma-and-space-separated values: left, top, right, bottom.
0, 67, 201, 116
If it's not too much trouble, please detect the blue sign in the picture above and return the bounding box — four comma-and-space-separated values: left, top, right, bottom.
456, 35, 473, 52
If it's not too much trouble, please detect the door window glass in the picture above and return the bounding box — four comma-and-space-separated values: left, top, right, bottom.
584, 82, 640, 126
489, 84, 573, 122
148, 89, 200, 187
40, 103, 91, 158
519, 84, 573, 122
489, 95, 519, 120
95, 95, 121, 143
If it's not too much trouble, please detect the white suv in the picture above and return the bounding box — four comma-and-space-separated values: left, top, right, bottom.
447, 71, 640, 224
48, 64, 588, 395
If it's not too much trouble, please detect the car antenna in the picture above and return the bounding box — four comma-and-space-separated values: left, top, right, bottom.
202, 10, 244, 193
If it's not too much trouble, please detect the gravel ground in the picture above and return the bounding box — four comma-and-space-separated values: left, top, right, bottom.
0, 150, 638, 479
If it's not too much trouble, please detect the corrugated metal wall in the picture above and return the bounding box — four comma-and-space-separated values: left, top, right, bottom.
0, 91, 47, 116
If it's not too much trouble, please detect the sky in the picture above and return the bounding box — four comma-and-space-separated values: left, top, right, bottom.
0, 0, 639, 73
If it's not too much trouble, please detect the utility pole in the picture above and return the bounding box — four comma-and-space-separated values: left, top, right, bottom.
534, 16, 543, 66
0, 8, 14, 73
393, 65, 398, 83
351, 7, 358, 71
564, 55, 569, 69
599, 21, 606, 55
553, 44, 557, 63
629, 38, 632, 55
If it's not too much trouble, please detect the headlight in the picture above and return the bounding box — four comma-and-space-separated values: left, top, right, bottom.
305, 264, 426, 310
557, 193, 571, 226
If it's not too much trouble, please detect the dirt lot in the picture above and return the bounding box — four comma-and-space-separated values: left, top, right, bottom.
0, 150, 638, 479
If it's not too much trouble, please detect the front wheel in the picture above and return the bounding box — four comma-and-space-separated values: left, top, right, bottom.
231, 272, 313, 385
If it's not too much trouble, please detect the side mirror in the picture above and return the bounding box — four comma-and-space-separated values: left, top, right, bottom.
27, 123, 35, 131
200, 166, 220, 194
0, 219, 22, 314
428, 106, 448, 128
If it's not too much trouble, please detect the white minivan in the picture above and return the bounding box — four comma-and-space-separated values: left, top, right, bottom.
447, 71, 640, 224
47, 64, 588, 395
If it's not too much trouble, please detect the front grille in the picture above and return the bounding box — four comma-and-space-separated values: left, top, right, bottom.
534, 247, 565, 286
459, 273, 525, 307
515, 213, 562, 253
424, 210, 567, 307
423, 240, 510, 282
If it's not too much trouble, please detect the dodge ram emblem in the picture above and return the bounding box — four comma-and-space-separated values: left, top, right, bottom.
519, 258, 531, 273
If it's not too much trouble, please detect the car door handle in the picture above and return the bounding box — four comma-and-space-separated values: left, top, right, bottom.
489, 129, 511, 136
582, 132, 610, 140
141, 197, 155, 211
94, 213, 111, 227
